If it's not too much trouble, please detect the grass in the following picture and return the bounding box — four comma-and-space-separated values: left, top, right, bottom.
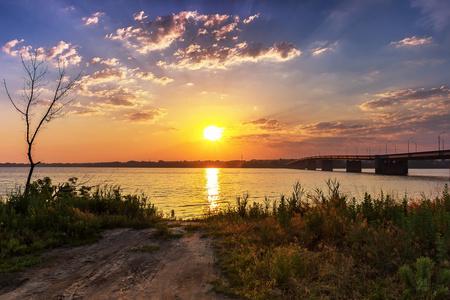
203, 180, 450, 299
4, 175, 450, 299
0, 177, 161, 273
153, 223, 184, 239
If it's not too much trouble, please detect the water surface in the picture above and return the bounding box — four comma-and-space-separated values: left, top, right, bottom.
1, 167, 449, 218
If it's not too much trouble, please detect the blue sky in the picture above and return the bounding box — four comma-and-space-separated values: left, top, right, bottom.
1, 0, 450, 162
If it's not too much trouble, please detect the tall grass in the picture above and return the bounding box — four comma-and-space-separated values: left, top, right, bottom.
0, 177, 160, 272
206, 180, 450, 299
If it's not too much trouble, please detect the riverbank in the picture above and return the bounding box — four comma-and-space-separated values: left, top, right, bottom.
200, 181, 450, 299
0, 177, 161, 273
2, 178, 450, 299
0, 177, 231, 299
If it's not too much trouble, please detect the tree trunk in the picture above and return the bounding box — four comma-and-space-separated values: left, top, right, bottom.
24, 144, 36, 196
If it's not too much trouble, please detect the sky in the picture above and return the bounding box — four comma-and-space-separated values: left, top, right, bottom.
1, 0, 450, 163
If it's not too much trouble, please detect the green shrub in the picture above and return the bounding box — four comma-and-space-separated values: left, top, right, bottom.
399, 257, 450, 299
205, 181, 450, 299
0, 177, 160, 272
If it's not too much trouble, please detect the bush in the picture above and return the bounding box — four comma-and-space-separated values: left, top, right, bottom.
205, 182, 450, 299
399, 257, 450, 299
0, 177, 160, 271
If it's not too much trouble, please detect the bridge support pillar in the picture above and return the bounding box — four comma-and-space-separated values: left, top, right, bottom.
321, 160, 333, 171
375, 158, 408, 175
290, 160, 306, 169
306, 160, 317, 170
346, 160, 362, 173
297, 161, 306, 169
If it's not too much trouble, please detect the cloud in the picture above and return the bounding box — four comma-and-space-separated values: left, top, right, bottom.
95, 87, 146, 106
2, 39, 24, 55
203, 14, 230, 27
78, 68, 127, 94
359, 86, 450, 111
357, 85, 450, 137
310, 41, 338, 56
82, 12, 105, 26
243, 13, 260, 24
197, 28, 208, 36
123, 108, 166, 122
107, 11, 300, 70
133, 70, 174, 85
133, 11, 148, 22
75, 63, 171, 123
245, 118, 284, 131
235, 85, 450, 150
68, 97, 167, 126
412, 0, 450, 30
79, 65, 173, 95
213, 21, 239, 41
68, 102, 104, 116
297, 121, 369, 137
2, 39, 82, 66
390, 36, 432, 48
159, 41, 301, 70
62, 6, 76, 13
90, 57, 120, 66
74, 85, 152, 115
106, 11, 206, 53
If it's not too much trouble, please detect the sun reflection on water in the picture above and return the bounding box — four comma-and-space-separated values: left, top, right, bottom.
205, 168, 219, 211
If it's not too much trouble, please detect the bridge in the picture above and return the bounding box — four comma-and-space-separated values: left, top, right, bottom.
288, 149, 450, 175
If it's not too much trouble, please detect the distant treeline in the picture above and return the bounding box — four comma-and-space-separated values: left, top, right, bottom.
0, 159, 294, 168
0, 159, 449, 168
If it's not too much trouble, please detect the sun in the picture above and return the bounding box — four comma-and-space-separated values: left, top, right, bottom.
203, 125, 223, 141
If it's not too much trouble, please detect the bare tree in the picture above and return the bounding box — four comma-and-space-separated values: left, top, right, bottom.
3, 51, 80, 196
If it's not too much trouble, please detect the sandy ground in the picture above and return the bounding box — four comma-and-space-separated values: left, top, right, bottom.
0, 225, 231, 300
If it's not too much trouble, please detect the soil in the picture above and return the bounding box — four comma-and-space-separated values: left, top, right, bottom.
0, 224, 231, 300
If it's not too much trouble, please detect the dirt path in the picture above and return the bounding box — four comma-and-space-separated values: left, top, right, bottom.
0, 225, 231, 299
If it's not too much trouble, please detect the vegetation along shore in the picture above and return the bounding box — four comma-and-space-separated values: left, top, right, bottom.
2, 177, 450, 299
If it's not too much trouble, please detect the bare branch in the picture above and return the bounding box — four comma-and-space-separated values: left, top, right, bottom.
6, 53, 81, 195
29, 63, 80, 145
3, 79, 26, 115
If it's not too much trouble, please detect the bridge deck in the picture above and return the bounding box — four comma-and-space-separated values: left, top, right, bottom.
290, 149, 450, 163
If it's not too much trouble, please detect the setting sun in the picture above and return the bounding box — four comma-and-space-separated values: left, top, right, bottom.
203, 125, 223, 141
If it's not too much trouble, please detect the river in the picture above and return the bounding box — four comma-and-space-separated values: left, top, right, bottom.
1, 167, 449, 218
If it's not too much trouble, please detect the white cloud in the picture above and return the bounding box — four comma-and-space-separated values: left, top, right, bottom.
1, 39, 25, 55
203, 14, 230, 27
159, 42, 301, 70
91, 57, 120, 66
133, 11, 148, 22
106, 10, 300, 71
390, 36, 432, 48
82, 12, 105, 26
310, 41, 338, 56
106, 11, 206, 54
213, 21, 239, 41
2, 39, 82, 66
243, 13, 260, 24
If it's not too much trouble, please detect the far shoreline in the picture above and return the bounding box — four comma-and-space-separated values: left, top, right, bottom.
1, 159, 449, 169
